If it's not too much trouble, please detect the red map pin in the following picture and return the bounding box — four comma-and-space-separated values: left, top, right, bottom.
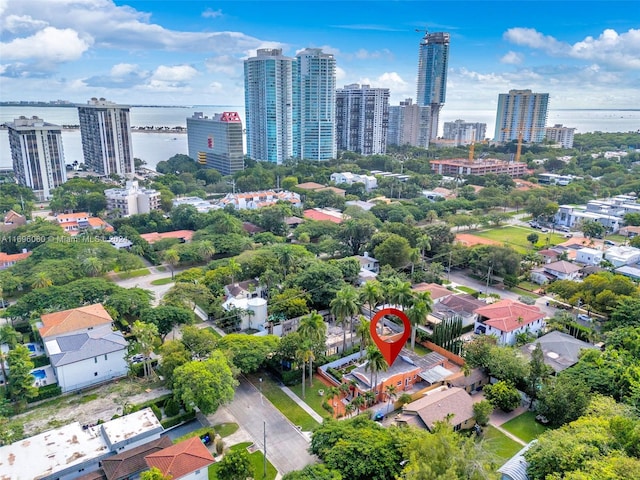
370, 307, 411, 366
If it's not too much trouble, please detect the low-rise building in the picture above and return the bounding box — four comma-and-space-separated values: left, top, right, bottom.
172, 196, 218, 213
0, 209, 27, 232
55, 212, 114, 236
0, 408, 163, 480
145, 437, 215, 480
330, 172, 378, 191
0, 251, 32, 270
605, 245, 640, 267
429, 158, 528, 178
530, 260, 582, 284
519, 331, 598, 374
431, 294, 486, 328
104, 181, 161, 217
474, 299, 546, 346
217, 190, 301, 210
303, 207, 346, 224
576, 247, 603, 266
139, 230, 194, 245
396, 386, 476, 431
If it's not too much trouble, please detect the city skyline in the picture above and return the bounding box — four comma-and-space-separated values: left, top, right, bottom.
1, 1, 639, 113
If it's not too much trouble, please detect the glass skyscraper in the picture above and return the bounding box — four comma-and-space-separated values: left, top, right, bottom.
187, 112, 244, 175
244, 48, 336, 164
494, 89, 549, 143
416, 31, 450, 139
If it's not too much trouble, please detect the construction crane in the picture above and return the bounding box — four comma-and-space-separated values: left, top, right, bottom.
501, 127, 524, 163
468, 141, 475, 163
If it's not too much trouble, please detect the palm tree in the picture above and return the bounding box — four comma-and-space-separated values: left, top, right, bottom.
330, 286, 360, 353
417, 235, 432, 259
360, 280, 383, 320
297, 311, 327, 387
162, 249, 180, 279
352, 394, 365, 414
405, 291, 433, 350
31, 271, 52, 289
385, 384, 398, 417
355, 316, 371, 355
296, 344, 313, 399
388, 278, 413, 310
0, 325, 20, 397
364, 390, 376, 408
82, 256, 103, 277
227, 258, 241, 284
131, 320, 159, 378
274, 245, 296, 279
197, 241, 216, 262
345, 402, 356, 418
409, 248, 420, 275
365, 345, 388, 403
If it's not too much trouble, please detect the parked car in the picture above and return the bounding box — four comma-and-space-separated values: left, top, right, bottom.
577, 314, 592, 322
564, 233, 573, 238
0, 299, 9, 309
540, 228, 549, 233
604, 240, 616, 246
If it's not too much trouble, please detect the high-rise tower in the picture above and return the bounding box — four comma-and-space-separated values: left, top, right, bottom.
416, 31, 450, 139
187, 112, 244, 175
387, 98, 431, 148
294, 48, 336, 161
494, 89, 549, 143
7, 116, 67, 201
77, 98, 134, 176
335, 84, 389, 155
244, 49, 294, 164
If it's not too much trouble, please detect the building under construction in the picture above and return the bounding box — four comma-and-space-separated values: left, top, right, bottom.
429, 158, 528, 177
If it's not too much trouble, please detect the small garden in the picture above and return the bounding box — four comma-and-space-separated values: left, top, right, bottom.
209, 441, 277, 480
501, 411, 550, 443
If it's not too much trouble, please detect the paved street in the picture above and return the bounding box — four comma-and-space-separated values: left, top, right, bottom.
109, 265, 181, 305
221, 376, 317, 475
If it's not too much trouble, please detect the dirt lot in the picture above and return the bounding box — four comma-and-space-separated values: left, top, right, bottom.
15, 378, 171, 436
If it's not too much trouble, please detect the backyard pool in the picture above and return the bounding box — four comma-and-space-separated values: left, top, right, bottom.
26, 344, 36, 353
32, 369, 46, 380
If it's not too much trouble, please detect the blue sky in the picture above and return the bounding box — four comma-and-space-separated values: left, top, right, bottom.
1, 0, 639, 112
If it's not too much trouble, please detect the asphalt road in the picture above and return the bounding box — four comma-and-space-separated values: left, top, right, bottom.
225, 376, 317, 475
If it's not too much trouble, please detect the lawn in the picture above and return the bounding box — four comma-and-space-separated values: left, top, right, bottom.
482, 425, 523, 465
510, 287, 540, 298
289, 374, 333, 419
214, 422, 239, 437
209, 442, 277, 480
117, 268, 150, 280
246, 374, 320, 431
474, 226, 566, 253
204, 326, 222, 339
150, 277, 174, 286
411, 342, 432, 356
456, 285, 479, 295
501, 411, 550, 443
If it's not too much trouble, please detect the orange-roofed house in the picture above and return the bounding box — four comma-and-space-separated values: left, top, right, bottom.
55, 212, 114, 236
140, 230, 195, 244
144, 437, 214, 480
39, 303, 114, 340
303, 208, 346, 224
295, 181, 326, 191
0, 209, 27, 232
474, 299, 546, 346
0, 251, 32, 270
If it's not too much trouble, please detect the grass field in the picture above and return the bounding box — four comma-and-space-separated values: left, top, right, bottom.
501, 411, 550, 443
289, 374, 333, 419
150, 277, 174, 286
117, 268, 150, 280
473, 226, 566, 253
456, 285, 479, 295
482, 425, 523, 465
205, 326, 222, 339
209, 442, 277, 480
246, 374, 320, 431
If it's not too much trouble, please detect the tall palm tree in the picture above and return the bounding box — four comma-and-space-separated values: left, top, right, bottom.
82, 256, 103, 277
197, 241, 216, 262
162, 249, 180, 279
274, 245, 296, 279
365, 345, 388, 403
297, 311, 327, 387
330, 286, 360, 353
355, 316, 371, 356
227, 258, 241, 284
364, 390, 376, 408
352, 394, 365, 414
360, 280, 383, 320
345, 402, 356, 418
388, 278, 413, 310
296, 344, 313, 399
405, 291, 433, 350
385, 384, 398, 417
417, 235, 432, 259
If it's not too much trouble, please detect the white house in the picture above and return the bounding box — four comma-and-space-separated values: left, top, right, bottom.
530, 260, 582, 284
45, 324, 129, 393
330, 172, 378, 191
0, 408, 163, 480
576, 247, 603, 266
145, 437, 215, 480
605, 245, 640, 267
474, 299, 546, 346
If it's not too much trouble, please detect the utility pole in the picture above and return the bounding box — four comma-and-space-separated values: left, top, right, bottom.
448, 251, 452, 281
263, 421, 267, 479
485, 262, 493, 296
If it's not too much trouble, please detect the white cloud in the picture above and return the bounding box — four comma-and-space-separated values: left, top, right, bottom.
501, 51, 523, 65
110, 63, 142, 77
202, 8, 223, 19
152, 65, 198, 82
0, 26, 92, 63
2, 14, 49, 33
205, 55, 240, 76
335, 66, 347, 81
209, 81, 224, 92
504, 27, 640, 69
354, 48, 393, 60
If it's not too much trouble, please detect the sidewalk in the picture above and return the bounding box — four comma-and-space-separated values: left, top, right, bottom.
279, 385, 325, 424
489, 422, 527, 446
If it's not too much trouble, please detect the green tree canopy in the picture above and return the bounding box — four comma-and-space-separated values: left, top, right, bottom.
216, 334, 280, 373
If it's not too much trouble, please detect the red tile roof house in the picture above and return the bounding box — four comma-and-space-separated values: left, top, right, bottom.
144, 437, 215, 480
0, 251, 32, 270
139, 230, 195, 244
473, 299, 546, 346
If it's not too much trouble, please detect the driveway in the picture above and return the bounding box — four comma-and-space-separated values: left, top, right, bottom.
109, 265, 181, 305
211, 376, 317, 475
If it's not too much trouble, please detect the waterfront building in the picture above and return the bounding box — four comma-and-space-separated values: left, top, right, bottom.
442, 119, 487, 145
416, 31, 450, 139
7, 116, 67, 201
187, 111, 244, 175
77, 97, 134, 176
494, 89, 549, 143
104, 180, 161, 217
244, 49, 295, 164
545, 124, 576, 148
335, 84, 389, 155
387, 98, 431, 148
295, 48, 337, 161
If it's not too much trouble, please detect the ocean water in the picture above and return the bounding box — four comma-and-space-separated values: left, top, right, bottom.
1, 105, 638, 170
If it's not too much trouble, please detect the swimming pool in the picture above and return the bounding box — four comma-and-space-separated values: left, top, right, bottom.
32, 369, 46, 380
26, 344, 36, 353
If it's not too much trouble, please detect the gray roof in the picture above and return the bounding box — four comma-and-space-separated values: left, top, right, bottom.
519, 331, 597, 373
497, 441, 536, 480
435, 294, 485, 317
402, 387, 475, 430
345, 348, 446, 390
47, 325, 128, 367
